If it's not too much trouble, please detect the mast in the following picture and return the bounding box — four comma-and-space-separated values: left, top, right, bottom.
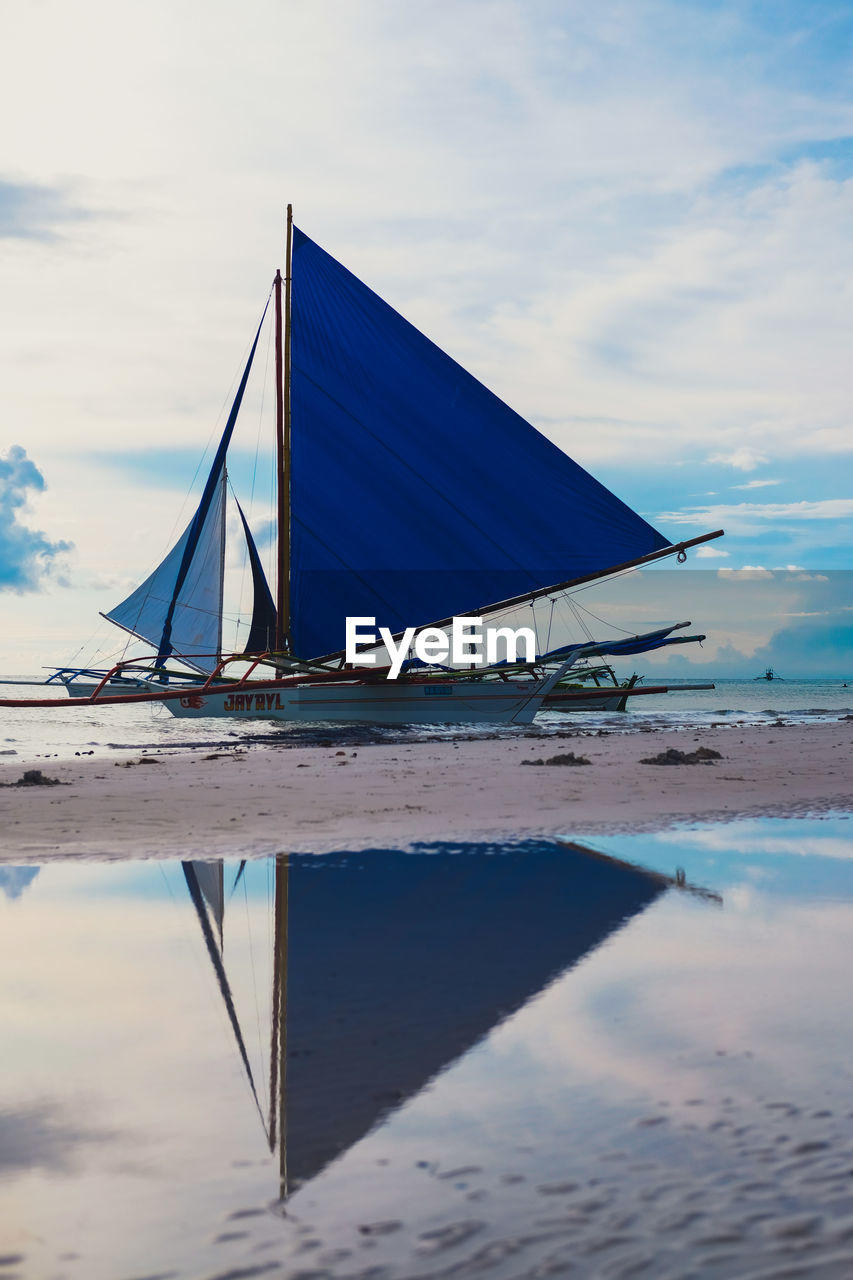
275, 204, 293, 656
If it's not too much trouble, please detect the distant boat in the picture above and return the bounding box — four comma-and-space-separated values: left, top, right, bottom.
755, 667, 783, 681
3, 208, 722, 724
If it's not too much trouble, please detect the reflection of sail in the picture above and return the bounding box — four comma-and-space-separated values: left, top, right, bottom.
190, 862, 225, 950
182, 861, 267, 1137
188, 842, 668, 1199
278, 842, 668, 1194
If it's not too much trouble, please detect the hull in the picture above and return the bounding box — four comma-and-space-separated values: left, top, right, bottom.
164, 678, 548, 725
62, 678, 632, 714
61, 678, 164, 698
545, 688, 630, 712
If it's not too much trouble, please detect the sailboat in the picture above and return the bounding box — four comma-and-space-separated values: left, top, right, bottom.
5, 208, 722, 724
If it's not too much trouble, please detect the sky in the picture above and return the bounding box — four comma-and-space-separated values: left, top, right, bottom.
1, 0, 852, 675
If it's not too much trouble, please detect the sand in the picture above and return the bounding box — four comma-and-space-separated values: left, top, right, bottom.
1, 720, 850, 861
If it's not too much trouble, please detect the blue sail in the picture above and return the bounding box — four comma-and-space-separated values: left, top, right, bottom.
290, 227, 670, 660
236, 498, 277, 654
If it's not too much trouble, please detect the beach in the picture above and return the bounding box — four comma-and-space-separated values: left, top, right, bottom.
2, 719, 850, 860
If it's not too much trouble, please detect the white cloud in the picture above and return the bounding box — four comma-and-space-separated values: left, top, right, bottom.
718, 566, 774, 579
694, 546, 729, 558
708, 449, 768, 472
660, 499, 853, 534
731, 478, 781, 490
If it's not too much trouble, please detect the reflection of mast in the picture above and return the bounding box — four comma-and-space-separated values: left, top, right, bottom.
269, 854, 289, 1198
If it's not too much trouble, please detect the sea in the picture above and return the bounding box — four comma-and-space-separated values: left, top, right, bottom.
1, 675, 851, 763
4, 818, 853, 1279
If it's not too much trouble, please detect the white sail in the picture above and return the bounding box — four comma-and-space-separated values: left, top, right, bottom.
105, 472, 226, 672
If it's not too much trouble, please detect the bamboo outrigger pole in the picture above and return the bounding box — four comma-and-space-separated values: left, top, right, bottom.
275, 204, 293, 656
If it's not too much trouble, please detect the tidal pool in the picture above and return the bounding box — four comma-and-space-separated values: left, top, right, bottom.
2, 817, 853, 1278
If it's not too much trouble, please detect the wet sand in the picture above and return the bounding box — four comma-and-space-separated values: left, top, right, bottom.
1, 720, 850, 860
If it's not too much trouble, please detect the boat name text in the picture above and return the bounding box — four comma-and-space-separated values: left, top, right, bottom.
217, 692, 285, 712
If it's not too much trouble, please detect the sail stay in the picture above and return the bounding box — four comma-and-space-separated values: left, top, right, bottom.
289, 227, 670, 660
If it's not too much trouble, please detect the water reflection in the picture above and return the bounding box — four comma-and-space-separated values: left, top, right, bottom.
186, 844, 669, 1198
5, 821, 853, 1279
0, 865, 40, 899
0, 840, 666, 1277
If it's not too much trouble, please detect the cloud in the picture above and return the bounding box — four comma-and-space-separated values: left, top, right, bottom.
0, 1098, 117, 1174
751, 617, 853, 676
708, 449, 768, 471
731, 479, 781, 490
0, 177, 93, 241
694, 546, 729, 559
659, 498, 853, 534
0, 446, 73, 592
718, 566, 774, 579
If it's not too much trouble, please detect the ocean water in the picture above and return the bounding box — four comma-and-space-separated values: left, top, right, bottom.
608, 675, 853, 731
1, 676, 851, 764
3, 817, 853, 1279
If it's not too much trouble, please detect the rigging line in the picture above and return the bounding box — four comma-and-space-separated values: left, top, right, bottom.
158, 293, 275, 569
565, 595, 637, 637
62, 618, 134, 669
189, 288, 276, 497
529, 600, 540, 656
565, 595, 596, 644
250, 313, 274, 514
545, 597, 556, 655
